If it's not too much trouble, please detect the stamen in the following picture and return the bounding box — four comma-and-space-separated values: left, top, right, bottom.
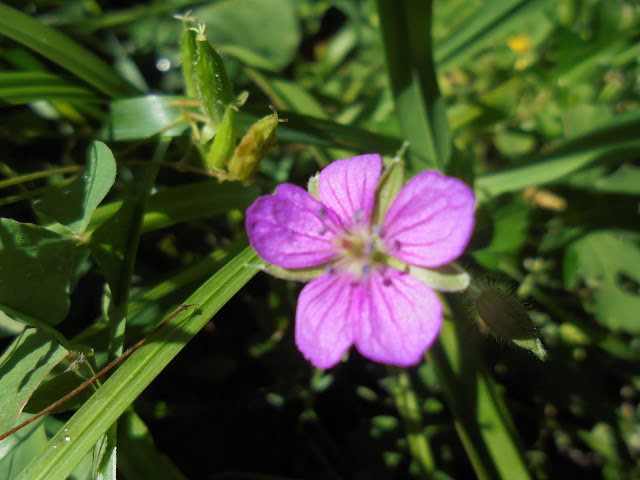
324, 265, 335, 275
318, 207, 327, 219
363, 242, 375, 255
372, 225, 384, 237
353, 209, 363, 223
318, 225, 329, 235
362, 264, 371, 275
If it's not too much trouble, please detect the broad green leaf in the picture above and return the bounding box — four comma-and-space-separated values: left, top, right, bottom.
34, 142, 116, 235
15, 247, 259, 480
0, 329, 68, 435
377, 0, 451, 172
24, 370, 93, 415
117, 411, 187, 480
0, 418, 50, 480
0, 3, 137, 98
0, 72, 98, 106
0, 219, 84, 326
428, 319, 532, 480
194, 0, 301, 72
473, 198, 530, 269
105, 95, 193, 141
564, 231, 640, 334
0, 417, 92, 480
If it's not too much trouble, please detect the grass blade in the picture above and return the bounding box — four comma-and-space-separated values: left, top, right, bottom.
16, 247, 259, 480
0, 3, 138, 98
376, 0, 450, 172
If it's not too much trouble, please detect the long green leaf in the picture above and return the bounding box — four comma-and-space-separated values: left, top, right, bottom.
105, 95, 401, 156
0, 3, 137, 98
16, 247, 259, 480
376, 0, 450, 172
0, 72, 99, 105
428, 320, 531, 480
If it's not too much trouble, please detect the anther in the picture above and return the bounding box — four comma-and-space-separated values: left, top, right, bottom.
362, 265, 371, 275
363, 242, 375, 255
324, 265, 335, 275
318, 207, 327, 219
353, 210, 363, 223
318, 225, 329, 235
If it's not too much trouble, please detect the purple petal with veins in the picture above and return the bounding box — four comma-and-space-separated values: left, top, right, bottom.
354, 269, 442, 366
317, 154, 382, 229
382, 171, 475, 268
246, 183, 342, 269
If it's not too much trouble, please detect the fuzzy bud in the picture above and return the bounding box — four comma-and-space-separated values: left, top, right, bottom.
474, 287, 536, 340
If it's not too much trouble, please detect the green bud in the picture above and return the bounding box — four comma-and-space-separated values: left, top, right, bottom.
371, 141, 408, 225
228, 111, 278, 181
205, 106, 238, 170
475, 287, 536, 341
193, 24, 234, 124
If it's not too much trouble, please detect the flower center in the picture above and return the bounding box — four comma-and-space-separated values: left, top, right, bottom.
333, 222, 386, 279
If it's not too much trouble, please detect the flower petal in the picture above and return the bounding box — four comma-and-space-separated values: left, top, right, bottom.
246, 183, 342, 269
382, 171, 475, 268
295, 272, 356, 369
318, 154, 382, 229
355, 269, 442, 366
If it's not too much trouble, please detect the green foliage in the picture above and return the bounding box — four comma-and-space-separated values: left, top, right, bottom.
0, 0, 639, 479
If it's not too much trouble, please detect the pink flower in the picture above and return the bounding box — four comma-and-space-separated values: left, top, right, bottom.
246, 154, 475, 369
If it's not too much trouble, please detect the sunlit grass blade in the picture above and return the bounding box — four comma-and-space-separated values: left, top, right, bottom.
475, 109, 640, 202
0, 3, 138, 98
376, 0, 450, 172
16, 247, 259, 480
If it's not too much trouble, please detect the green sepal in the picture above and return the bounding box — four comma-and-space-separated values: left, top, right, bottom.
179, 22, 198, 98
512, 338, 548, 361
205, 106, 238, 170
250, 258, 326, 282
307, 172, 320, 199
194, 24, 234, 124
228, 110, 278, 181
385, 256, 470, 292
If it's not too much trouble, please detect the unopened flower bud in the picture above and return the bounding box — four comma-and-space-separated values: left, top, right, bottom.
474, 287, 536, 340
227, 110, 278, 181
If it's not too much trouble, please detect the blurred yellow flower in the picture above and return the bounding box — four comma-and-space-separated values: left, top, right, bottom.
507, 34, 531, 55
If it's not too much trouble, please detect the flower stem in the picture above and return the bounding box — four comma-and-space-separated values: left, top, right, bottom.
389, 368, 435, 479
